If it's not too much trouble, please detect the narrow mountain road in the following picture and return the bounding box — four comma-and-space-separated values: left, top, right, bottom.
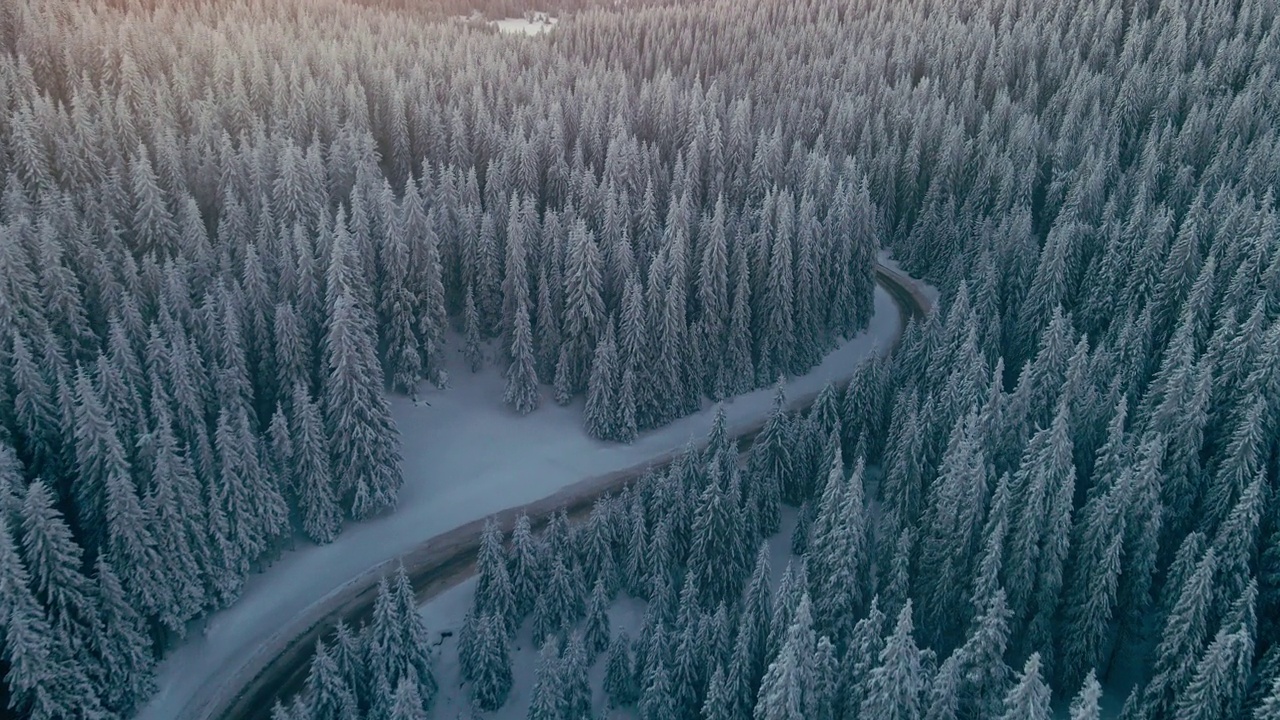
212, 262, 931, 720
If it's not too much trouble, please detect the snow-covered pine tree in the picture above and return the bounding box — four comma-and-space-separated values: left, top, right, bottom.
725, 236, 756, 396
757, 197, 795, 385
535, 266, 562, 381
1169, 581, 1256, 720
1070, 671, 1103, 720
560, 220, 604, 398
266, 403, 293, 494
70, 366, 128, 553
0, 514, 107, 720
689, 458, 747, 608
289, 381, 341, 543
580, 498, 618, 597
1254, 673, 1280, 720
653, 241, 692, 423
745, 381, 789, 535
924, 654, 961, 720
7, 334, 61, 479
917, 411, 990, 647
583, 578, 612, 660
860, 601, 928, 720
501, 194, 533, 360
504, 293, 540, 415
584, 318, 620, 440
527, 635, 562, 720
136, 388, 208, 628
998, 653, 1052, 720
458, 608, 481, 683
604, 631, 638, 708
378, 212, 422, 395
532, 551, 581, 642
790, 500, 812, 555
389, 677, 427, 720
809, 456, 868, 645
1139, 547, 1220, 720
214, 406, 288, 572
469, 613, 512, 712
18, 480, 105, 673
1112, 436, 1164, 661
698, 196, 730, 399
672, 593, 707, 716
393, 564, 436, 706
639, 632, 677, 720
365, 575, 401, 703
322, 286, 402, 519
477, 539, 518, 639
507, 512, 543, 619
791, 200, 824, 372
880, 389, 924, 526
952, 590, 1014, 720
808, 635, 838, 719
724, 621, 760, 719
560, 632, 593, 718
330, 620, 366, 708
270, 698, 307, 720
463, 283, 483, 373
1059, 467, 1128, 689
129, 143, 178, 256
475, 213, 503, 337
754, 593, 815, 720
704, 662, 735, 720
835, 596, 886, 717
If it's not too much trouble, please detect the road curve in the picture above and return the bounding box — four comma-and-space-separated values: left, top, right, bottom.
212, 262, 932, 720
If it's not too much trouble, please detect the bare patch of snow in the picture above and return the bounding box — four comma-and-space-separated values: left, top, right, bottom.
491, 13, 558, 36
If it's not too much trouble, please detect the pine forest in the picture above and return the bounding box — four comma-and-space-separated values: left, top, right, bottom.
0, 0, 1278, 718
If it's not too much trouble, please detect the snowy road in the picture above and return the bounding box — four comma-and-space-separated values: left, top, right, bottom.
134, 259, 931, 720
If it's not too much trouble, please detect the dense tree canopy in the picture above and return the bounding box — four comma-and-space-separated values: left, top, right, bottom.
1, 0, 1278, 715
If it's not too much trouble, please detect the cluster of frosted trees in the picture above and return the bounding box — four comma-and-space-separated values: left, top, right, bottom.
2, 0, 1280, 715
279, 0, 1280, 714
0, 0, 882, 713
273, 566, 438, 720
286, 263, 1279, 720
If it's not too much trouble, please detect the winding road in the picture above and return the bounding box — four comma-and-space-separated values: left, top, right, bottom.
204, 262, 931, 720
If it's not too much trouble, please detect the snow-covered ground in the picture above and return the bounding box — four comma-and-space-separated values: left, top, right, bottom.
421, 508, 803, 719
136, 280, 913, 720
491, 14, 558, 36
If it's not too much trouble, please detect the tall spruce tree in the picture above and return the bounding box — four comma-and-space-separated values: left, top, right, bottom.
999, 653, 1052, 720
289, 381, 341, 543
604, 631, 638, 708
861, 601, 928, 720
469, 613, 512, 712
559, 220, 605, 398
584, 319, 620, 440
504, 294, 540, 415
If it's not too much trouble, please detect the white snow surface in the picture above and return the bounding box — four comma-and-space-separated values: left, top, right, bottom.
137, 281, 910, 720
491, 14, 558, 35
